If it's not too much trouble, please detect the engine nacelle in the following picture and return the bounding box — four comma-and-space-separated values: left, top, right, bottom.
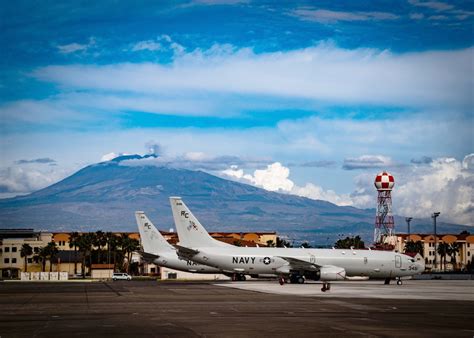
319, 265, 346, 281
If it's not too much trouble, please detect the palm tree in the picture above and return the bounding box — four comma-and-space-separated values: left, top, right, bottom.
35, 246, 49, 272
77, 233, 94, 277
94, 231, 107, 263
120, 234, 140, 274
20, 243, 33, 272
404, 240, 424, 257
266, 240, 275, 247
46, 242, 59, 272
448, 243, 460, 271
437, 242, 449, 271
334, 236, 365, 249
69, 232, 80, 275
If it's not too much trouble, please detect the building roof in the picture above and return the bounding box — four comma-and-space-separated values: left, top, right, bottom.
0, 229, 39, 239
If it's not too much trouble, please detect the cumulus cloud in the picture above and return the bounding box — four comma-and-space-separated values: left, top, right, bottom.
342, 155, 394, 170
33, 44, 473, 109
221, 156, 474, 224
395, 156, 473, 224
0, 166, 71, 198
292, 9, 399, 23
221, 162, 352, 204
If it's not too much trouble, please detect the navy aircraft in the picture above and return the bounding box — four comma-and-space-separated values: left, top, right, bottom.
135, 211, 222, 274
170, 197, 425, 291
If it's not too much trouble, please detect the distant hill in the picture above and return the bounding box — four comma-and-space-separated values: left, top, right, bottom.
0, 155, 469, 245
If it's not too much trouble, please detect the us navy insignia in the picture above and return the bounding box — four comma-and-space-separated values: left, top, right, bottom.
262, 257, 271, 265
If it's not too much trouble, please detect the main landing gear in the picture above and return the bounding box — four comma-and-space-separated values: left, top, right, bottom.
232, 273, 247, 281
321, 282, 331, 292
384, 277, 403, 285
289, 274, 305, 284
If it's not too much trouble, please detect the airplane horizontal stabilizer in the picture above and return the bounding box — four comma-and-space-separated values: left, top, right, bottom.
174, 244, 199, 260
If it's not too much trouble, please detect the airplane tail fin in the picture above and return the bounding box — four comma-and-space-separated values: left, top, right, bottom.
135, 211, 174, 254
170, 197, 230, 249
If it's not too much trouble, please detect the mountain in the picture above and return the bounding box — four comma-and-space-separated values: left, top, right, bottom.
0, 156, 469, 245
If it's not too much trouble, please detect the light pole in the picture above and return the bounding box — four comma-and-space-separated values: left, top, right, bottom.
432, 212, 440, 271
405, 217, 413, 240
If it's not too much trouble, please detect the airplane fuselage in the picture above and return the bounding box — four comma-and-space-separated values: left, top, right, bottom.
188, 247, 423, 278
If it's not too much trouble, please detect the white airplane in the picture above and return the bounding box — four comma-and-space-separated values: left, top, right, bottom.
135, 211, 222, 274
170, 197, 425, 291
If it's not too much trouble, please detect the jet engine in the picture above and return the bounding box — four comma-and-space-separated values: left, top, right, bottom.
319, 265, 346, 281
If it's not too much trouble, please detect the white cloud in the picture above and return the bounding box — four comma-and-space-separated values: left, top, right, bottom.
57, 37, 96, 54
342, 155, 395, 170
221, 156, 474, 224
250, 162, 294, 192
0, 166, 71, 198
132, 40, 162, 52
292, 183, 354, 206
33, 44, 473, 109
220, 162, 351, 204
409, 13, 425, 20
408, 0, 454, 12
292, 9, 399, 23
100, 152, 131, 162
394, 156, 473, 224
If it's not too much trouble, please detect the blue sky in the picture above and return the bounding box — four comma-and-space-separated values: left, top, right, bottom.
1, 0, 473, 225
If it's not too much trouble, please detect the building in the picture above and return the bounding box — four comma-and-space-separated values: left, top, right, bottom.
0, 229, 54, 278
394, 233, 474, 271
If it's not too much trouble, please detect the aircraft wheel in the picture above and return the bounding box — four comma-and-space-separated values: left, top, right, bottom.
297, 276, 305, 284
321, 286, 327, 292
397, 279, 403, 285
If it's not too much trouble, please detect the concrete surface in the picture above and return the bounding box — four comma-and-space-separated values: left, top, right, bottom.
216, 280, 474, 301
0, 280, 473, 337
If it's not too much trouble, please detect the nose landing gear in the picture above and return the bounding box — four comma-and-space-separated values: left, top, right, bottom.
321, 282, 331, 292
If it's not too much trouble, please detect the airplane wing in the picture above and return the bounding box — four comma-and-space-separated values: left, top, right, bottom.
174, 244, 199, 260
277, 256, 321, 271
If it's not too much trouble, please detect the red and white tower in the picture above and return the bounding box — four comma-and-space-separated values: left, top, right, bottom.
374, 171, 395, 244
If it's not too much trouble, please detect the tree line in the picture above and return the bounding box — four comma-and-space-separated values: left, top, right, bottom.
19, 231, 140, 277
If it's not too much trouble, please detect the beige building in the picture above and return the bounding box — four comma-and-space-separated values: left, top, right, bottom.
0, 229, 54, 278
394, 233, 474, 271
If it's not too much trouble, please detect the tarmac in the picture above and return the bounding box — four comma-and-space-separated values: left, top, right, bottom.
0, 280, 473, 337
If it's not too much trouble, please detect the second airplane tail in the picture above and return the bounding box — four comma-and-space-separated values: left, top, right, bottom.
170, 197, 230, 249
135, 211, 174, 254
